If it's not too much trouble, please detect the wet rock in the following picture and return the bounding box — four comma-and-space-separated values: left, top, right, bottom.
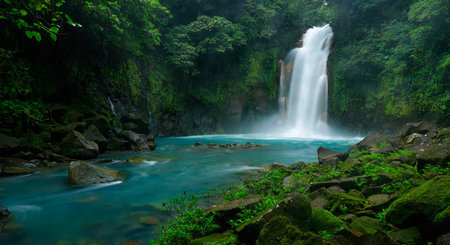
350, 216, 384, 235
263, 162, 288, 172
317, 146, 349, 166
61, 130, 99, 159
68, 161, 125, 186
389, 226, 422, 245
0, 133, 19, 155
385, 175, 450, 229
206, 197, 261, 229
416, 143, 450, 169
194, 142, 203, 146
121, 130, 156, 151
349, 132, 392, 152
0, 157, 37, 176
405, 133, 423, 145
311, 208, 348, 234
0, 206, 13, 231
107, 137, 130, 151
138, 216, 159, 225
237, 193, 311, 244
84, 125, 108, 152
190, 233, 237, 245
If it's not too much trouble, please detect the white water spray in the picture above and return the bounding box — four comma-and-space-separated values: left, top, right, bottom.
279, 24, 333, 138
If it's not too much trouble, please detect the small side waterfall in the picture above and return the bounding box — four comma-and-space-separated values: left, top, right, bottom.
108, 97, 117, 116
279, 24, 333, 138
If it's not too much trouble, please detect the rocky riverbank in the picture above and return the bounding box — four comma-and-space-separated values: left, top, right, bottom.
0, 110, 156, 177
153, 121, 450, 245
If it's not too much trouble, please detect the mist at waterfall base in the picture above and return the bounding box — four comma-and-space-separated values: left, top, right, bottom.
258, 24, 355, 139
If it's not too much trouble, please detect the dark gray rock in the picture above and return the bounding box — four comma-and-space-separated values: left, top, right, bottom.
317, 146, 349, 166
206, 197, 261, 229
416, 143, 450, 169
0, 157, 38, 176
84, 125, 108, 152
0, 133, 19, 156
61, 130, 99, 159
400, 121, 437, 138
0, 206, 13, 231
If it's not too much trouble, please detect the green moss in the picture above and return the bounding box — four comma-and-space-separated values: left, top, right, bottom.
325, 192, 367, 215
385, 175, 450, 227
433, 205, 450, 225
255, 216, 302, 245
349, 216, 384, 235
311, 208, 347, 234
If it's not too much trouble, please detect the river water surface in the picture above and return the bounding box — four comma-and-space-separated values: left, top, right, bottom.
0, 134, 359, 244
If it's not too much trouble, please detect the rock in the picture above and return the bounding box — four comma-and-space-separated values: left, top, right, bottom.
237, 193, 311, 244
0, 206, 13, 231
385, 175, 450, 229
0, 157, 38, 176
310, 177, 358, 192
354, 210, 377, 218
361, 186, 384, 197
206, 197, 261, 229
367, 194, 394, 212
289, 161, 307, 171
317, 146, 349, 166
190, 233, 237, 245
194, 142, 203, 146
416, 143, 450, 169
325, 192, 367, 215
68, 161, 125, 186
84, 116, 110, 135
389, 227, 422, 245
61, 130, 99, 159
121, 130, 156, 151
107, 137, 130, 151
0, 133, 19, 155
256, 216, 331, 245
349, 216, 384, 235
433, 205, 450, 234
263, 162, 288, 172
84, 125, 108, 152
400, 121, 437, 138
436, 128, 450, 142
349, 132, 392, 152
405, 133, 423, 144
51, 122, 87, 142
437, 233, 450, 245
326, 186, 346, 195
138, 216, 159, 225
123, 240, 142, 245
121, 113, 149, 134
340, 159, 362, 175
311, 208, 348, 234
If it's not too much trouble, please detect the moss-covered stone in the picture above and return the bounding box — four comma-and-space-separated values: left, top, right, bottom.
325, 192, 367, 215
349, 216, 384, 235
416, 143, 450, 169
189, 233, 237, 245
311, 208, 348, 234
389, 226, 422, 245
385, 175, 450, 228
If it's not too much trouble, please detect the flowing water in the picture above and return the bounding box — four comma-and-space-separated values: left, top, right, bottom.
0, 135, 359, 244
279, 24, 334, 138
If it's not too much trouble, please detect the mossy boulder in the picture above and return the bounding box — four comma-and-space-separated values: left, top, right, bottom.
84, 125, 108, 152
317, 146, 349, 166
84, 116, 110, 136
389, 227, 422, 245
325, 192, 367, 215
349, 216, 384, 235
237, 193, 311, 244
61, 130, 99, 159
311, 208, 348, 234
68, 161, 125, 186
0, 133, 19, 155
385, 175, 450, 229
433, 205, 450, 234
416, 143, 450, 169
0, 157, 38, 176
190, 233, 237, 245
256, 216, 332, 245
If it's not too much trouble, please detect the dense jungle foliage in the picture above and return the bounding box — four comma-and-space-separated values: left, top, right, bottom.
0, 0, 448, 136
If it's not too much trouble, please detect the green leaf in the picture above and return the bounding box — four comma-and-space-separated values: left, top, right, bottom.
34, 32, 42, 42
4, 0, 11, 4
19, 9, 27, 16
50, 33, 57, 41
65, 14, 73, 25
25, 31, 33, 39
50, 26, 59, 33
55, 2, 63, 7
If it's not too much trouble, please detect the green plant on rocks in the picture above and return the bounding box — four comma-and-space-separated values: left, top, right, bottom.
311, 208, 347, 236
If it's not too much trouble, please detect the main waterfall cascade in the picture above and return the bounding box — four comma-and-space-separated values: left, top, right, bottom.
279, 24, 334, 138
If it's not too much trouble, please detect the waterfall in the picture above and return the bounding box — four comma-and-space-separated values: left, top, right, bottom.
279, 24, 333, 138
108, 97, 117, 116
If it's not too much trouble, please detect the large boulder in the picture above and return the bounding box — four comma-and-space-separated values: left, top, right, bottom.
385, 176, 450, 230
325, 192, 367, 215
349, 216, 384, 235
84, 125, 108, 152
206, 197, 261, 229
400, 121, 437, 138
61, 130, 99, 159
121, 113, 150, 134
416, 143, 450, 169
0, 206, 13, 231
0, 133, 19, 156
311, 208, 348, 234
237, 193, 311, 244
68, 161, 125, 186
318, 146, 349, 166
389, 227, 423, 245
120, 130, 156, 151
349, 132, 395, 153
51, 122, 87, 142
84, 116, 110, 136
